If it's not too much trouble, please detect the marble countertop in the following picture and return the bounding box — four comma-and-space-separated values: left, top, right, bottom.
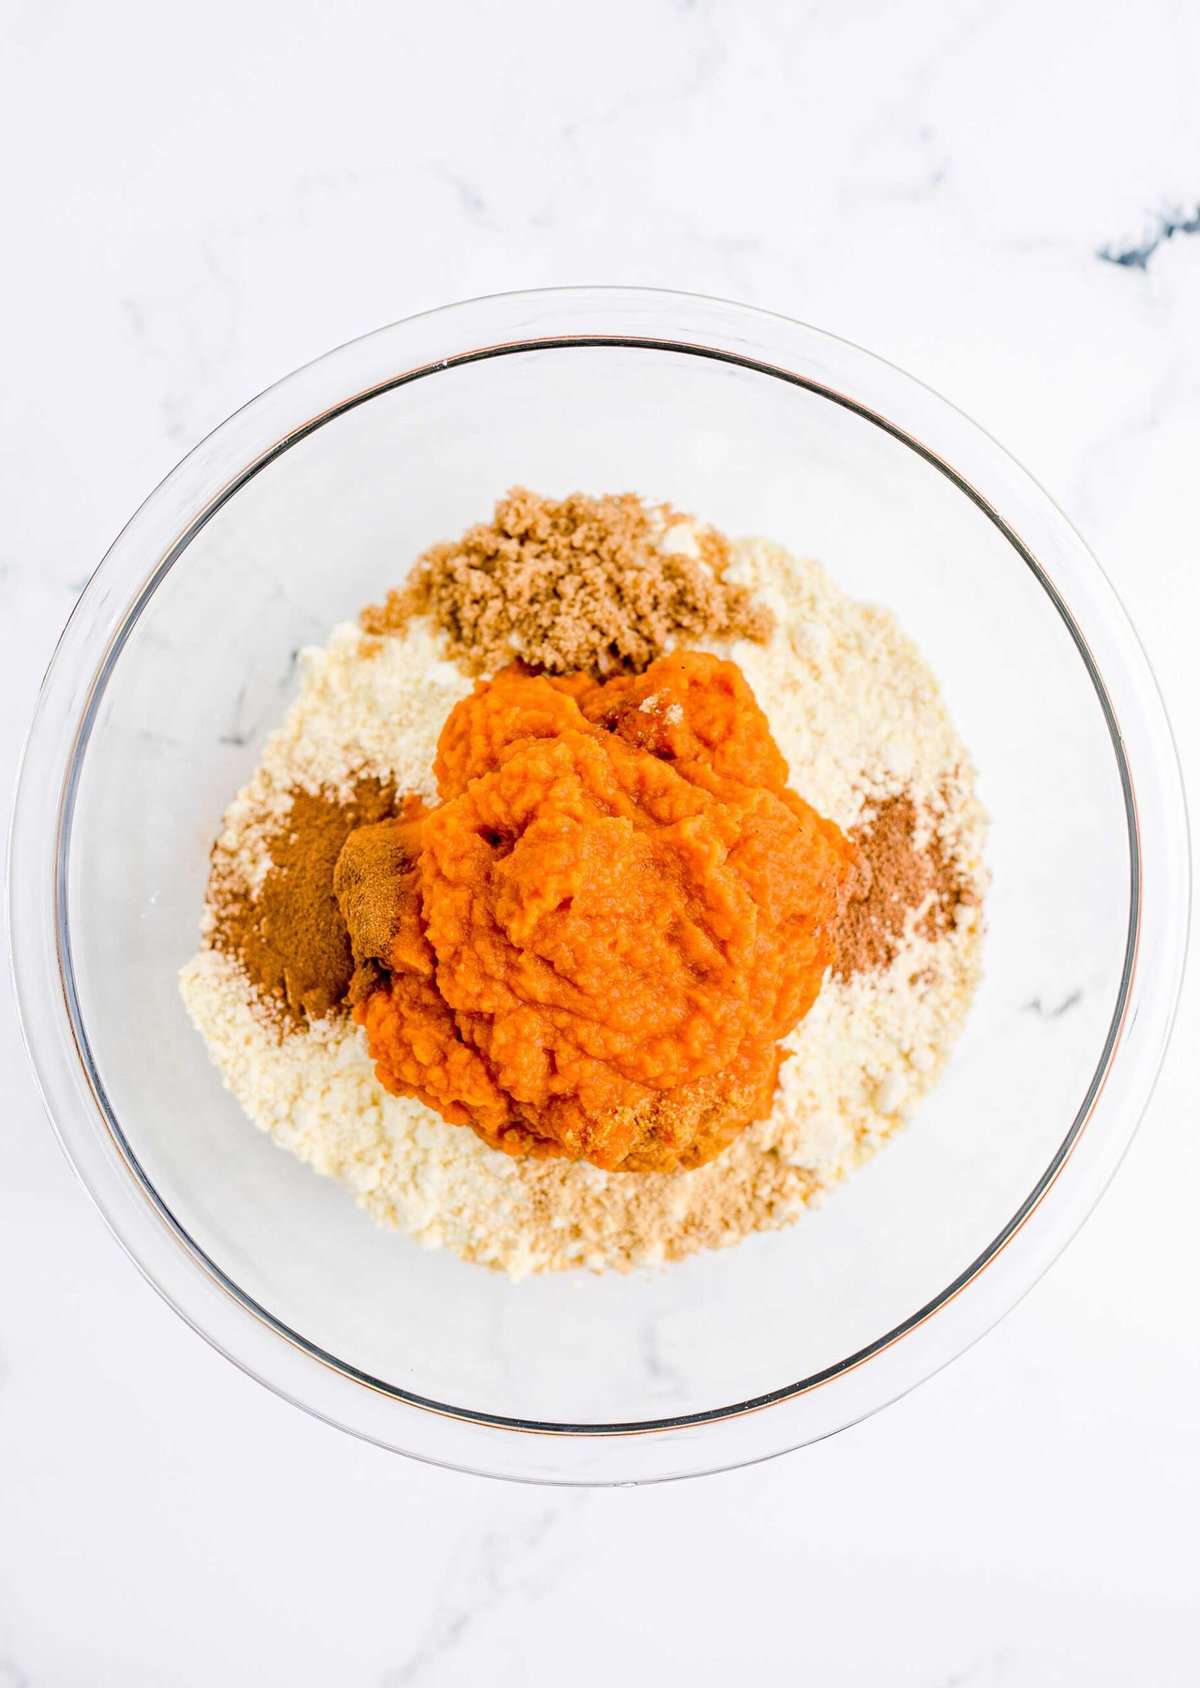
2, 1, 1197, 1682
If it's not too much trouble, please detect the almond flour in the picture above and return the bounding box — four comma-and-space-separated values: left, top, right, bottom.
180, 520, 986, 1277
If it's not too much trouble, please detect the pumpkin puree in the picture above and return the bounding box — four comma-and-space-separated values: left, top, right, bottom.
337, 651, 861, 1172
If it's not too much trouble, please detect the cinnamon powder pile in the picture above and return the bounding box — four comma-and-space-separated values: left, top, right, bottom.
836, 794, 977, 980
208, 778, 395, 1028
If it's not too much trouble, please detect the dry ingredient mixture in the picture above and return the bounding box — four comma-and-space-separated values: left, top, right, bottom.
181, 490, 986, 1277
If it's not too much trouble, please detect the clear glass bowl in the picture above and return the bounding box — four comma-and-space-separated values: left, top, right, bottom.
9, 288, 1188, 1484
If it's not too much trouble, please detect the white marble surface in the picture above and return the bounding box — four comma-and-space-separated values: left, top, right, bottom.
2, 0, 1198, 1681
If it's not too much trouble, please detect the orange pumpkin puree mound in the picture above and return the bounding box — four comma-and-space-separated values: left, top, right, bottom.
341, 651, 861, 1173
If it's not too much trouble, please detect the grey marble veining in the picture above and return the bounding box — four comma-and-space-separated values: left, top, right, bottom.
1099, 205, 1200, 270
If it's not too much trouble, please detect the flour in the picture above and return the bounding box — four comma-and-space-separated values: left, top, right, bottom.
206, 620, 470, 910
180, 532, 986, 1277
714, 539, 982, 848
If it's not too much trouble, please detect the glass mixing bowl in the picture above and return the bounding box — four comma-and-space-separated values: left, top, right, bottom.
9, 288, 1188, 1483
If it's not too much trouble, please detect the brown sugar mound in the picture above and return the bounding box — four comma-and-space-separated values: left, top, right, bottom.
337, 652, 861, 1173
360, 487, 774, 677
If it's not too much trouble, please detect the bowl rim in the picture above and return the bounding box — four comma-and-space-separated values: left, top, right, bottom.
8, 284, 1190, 1483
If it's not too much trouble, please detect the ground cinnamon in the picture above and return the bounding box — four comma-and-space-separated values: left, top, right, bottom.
919, 812, 979, 944
332, 796, 428, 1005
208, 778, 396, 1026
836, 793, 976, 979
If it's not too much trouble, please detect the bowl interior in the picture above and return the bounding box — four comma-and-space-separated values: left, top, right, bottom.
65, 344, 1130, 1426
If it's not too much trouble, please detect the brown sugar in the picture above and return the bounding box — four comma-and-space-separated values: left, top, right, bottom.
360, 487, 774, 677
